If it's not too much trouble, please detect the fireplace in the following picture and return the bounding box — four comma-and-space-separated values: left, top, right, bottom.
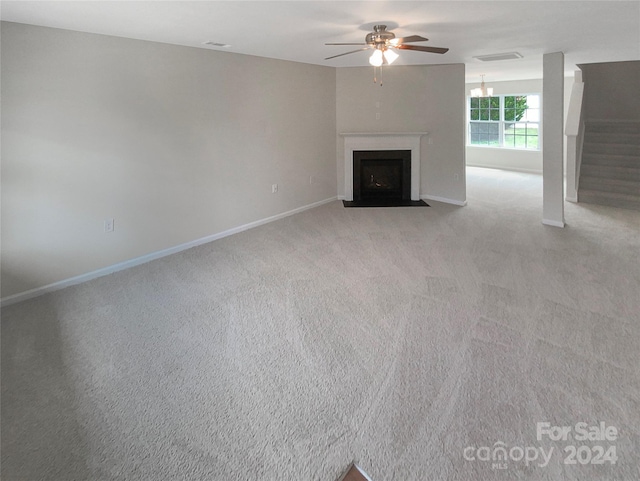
353, 150, 411, 202
342, 133, 428, 207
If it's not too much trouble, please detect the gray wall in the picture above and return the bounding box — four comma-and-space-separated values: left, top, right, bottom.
2, 23, 467, 300
1, 22, 337, 298
580, 60, 640, 121
336, 64, 466, 203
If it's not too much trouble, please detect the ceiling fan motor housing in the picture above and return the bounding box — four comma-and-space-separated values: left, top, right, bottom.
366, 25, 395, 50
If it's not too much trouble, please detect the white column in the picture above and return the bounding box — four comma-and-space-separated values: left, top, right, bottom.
542, 52, 565, 227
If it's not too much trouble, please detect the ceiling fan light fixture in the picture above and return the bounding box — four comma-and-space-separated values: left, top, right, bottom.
383, 49, 399, 65
369, 49, 383, 67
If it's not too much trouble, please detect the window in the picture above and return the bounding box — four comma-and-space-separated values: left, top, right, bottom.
468, 94, 540, 150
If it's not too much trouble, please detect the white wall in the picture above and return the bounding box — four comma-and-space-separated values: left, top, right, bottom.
336, 64, 466, 204
1, 22, 337, 299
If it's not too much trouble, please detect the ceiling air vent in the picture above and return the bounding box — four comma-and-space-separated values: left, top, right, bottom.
203, 41, 231, 48
473, 52, 523, 62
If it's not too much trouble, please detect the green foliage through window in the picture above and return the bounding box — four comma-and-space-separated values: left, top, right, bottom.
504, 96, 528, 122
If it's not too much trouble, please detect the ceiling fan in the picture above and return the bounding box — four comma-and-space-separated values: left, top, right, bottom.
325, 25, 449, 65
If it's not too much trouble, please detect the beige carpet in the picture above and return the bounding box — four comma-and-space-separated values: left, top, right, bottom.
2, 167, 639, 480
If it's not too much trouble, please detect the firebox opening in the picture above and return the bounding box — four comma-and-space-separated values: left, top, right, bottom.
353, 150, 411, 202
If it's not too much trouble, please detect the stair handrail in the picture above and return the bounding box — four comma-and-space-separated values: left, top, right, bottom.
565, 71, 585, 202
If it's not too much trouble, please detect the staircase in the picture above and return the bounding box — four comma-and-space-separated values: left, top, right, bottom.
578, 120, 640, 210
338, 464, 372, 481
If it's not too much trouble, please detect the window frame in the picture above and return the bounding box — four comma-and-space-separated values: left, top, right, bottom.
467, 93, 542, 151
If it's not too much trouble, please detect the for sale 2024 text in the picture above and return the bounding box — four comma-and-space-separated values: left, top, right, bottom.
537, 422, 618, 466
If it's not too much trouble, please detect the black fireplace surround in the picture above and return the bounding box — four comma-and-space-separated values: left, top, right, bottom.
344, 150, 427, 207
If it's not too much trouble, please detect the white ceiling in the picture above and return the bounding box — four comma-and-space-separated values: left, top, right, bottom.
1, 1, 639, 82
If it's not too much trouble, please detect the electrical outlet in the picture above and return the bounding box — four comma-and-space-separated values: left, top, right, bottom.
375, 112, 381, 120
104, 218, 114, 233
272, 184, 278, 193
428, 137, 433, 145
309, 175, 314, 185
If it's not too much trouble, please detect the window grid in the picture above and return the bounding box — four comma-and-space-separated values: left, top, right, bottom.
468, 94, 540, 150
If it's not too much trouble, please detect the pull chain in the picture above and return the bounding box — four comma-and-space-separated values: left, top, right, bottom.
372, 65, 383, 86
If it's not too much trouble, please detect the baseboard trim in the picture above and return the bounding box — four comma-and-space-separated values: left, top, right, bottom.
1, 197, 338, 307
565, 195, 578, 202
421, 195, 467, 206
466, 163, 543, 175
542, 218, 565, 228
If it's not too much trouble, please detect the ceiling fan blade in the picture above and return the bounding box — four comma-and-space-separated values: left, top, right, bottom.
396, 44, 449, 54
325, 47, 371, 60
390, 35, 428, 45
325, 43, 368, 46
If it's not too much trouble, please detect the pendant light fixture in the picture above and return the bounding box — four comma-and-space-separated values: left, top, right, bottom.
470, 74, 494, 97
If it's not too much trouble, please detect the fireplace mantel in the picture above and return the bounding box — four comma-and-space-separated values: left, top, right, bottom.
341, 132, 427, 201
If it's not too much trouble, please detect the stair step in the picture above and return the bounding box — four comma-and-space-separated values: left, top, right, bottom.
586, 121, 640, 135
585, 131, 640, 145
583, 142, 640, 157
578, 189, 640, 211
580, 164, 640, 181
578, 120, 640, 210
339, 464, 372, 481
579, 177, 640, 195
582, 153, 640, 168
